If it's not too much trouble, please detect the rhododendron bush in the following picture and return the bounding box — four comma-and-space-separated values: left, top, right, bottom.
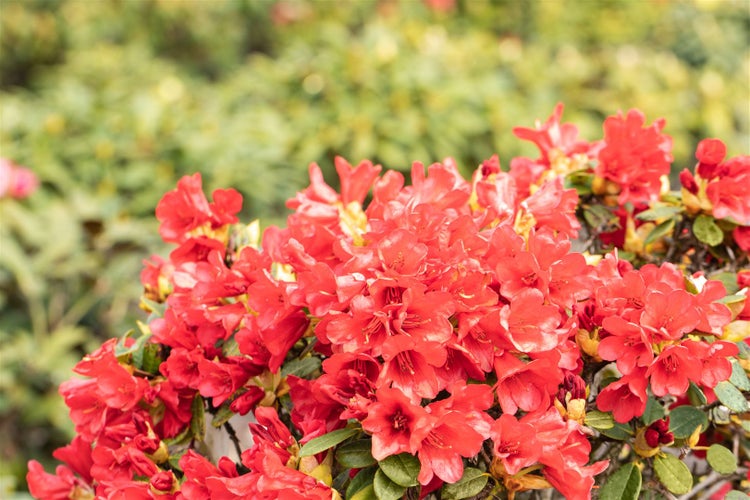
28, 105, 750, 499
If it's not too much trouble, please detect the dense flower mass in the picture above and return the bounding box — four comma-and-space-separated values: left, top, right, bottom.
28, 106, 750, 499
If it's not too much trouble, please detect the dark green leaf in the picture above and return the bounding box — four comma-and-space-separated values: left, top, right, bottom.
599, 421, 633, 440
714, 380, 750, 413
336, 439, 377, 468
282, 356, 322, 378
729, 360, 750, 391
299, 427, 359, 457
654, 454, 692, 494
706, 444, 737, 474
441, 468, 489, 500
210, 402, 236, 428
347, 466, 377, 499
378, 453, 420, 487
693, 214, 724, 246
636, 205, 682, 221
599, 463, 642, 500
140, 343, 162, 374
583, 204, 616, 228
642, 397, 665, 426
190, 395, 205, 442
668, 405, 708, 438
687, 382, 708, 406
644, 218, 675, 245
585, 410, 615, 430
373, 468, 407, 500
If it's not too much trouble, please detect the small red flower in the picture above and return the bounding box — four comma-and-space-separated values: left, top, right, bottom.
361, 387, 432, 460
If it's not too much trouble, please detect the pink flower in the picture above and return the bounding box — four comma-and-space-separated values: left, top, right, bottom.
0, 158, 39, 199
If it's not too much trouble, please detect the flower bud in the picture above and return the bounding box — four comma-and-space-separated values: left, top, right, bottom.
634, 427, 661, 458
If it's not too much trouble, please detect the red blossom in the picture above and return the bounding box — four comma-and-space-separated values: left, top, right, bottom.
361, 387, 432, 460
156, 173, 242, 244
596, 369, 649, 423
596, 109, 672, 204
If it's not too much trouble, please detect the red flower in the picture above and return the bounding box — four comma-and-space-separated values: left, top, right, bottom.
498, 287, 564, 353
596, 109, 672, 204
647, 344, 702, 397
597, 316, 653, 376
362, 387, 432, 460
596, 369, 648, 423
156, 173, 242, 244
379, 335, 447, 401
415, 410, 486, 485
695, 138, 727, 178
706, 155, 750, 224
641, 290, 701, 340
734, 225, 750, 253
490, 414, 541, 475
27, 461, 92, 500
513, 103, 597, 167
50, 436, 94, 483
494, 352, 562, 415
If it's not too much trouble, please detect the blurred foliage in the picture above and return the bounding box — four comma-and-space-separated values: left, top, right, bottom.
0, 0, 748, 494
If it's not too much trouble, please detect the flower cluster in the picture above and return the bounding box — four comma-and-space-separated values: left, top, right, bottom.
28, 105, 750, 499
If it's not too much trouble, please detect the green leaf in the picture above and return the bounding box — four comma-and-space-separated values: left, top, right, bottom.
115, 329, 151, 359
729, 360, 750, 391
644, 217, 675, 245
378, 453, 420, 487
347, 466, 377, 499
599, 462, 642, 500
583, 204, 616, 229
636, 205, 682, 221
299, 427, 359, 457
687, 382, 708, 406
350, 484, 376, 500
668, 405, 708, 439
693, 214, 724, 246
725, 491, 750, 500
585, 410, 615, 430
654, 454, 692, 495
140, 342, 162, 374
373, 468, 407, 500
714, 380, 750, 413
336, 439, 377, 468
642, 397, 665, 426
190, 395, 205, 442
441, 468, 489, 500
281, 356, 322, 378
710, 271, 741, 295
211, 402, 236, 428
706, 444, 737, 474
599, 421, 633, 440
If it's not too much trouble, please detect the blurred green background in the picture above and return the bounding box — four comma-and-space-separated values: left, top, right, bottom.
1, 0, 748, 495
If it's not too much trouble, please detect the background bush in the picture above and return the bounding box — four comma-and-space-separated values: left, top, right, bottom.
1, 0, 748, 495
